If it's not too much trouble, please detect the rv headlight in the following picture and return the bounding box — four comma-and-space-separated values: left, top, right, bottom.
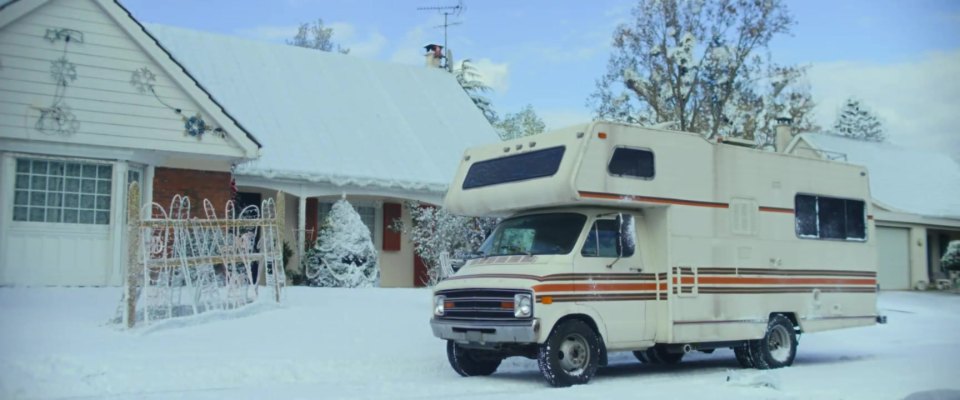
514, 293, 533, 318
433, 295, 446, 317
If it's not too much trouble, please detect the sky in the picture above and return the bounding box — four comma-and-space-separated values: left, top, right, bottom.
120, 0, 960, 156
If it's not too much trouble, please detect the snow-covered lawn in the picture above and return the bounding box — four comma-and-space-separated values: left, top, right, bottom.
1, 287, 958, 400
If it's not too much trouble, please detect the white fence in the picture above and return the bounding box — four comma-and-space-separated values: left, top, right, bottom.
122, 182, 285, 328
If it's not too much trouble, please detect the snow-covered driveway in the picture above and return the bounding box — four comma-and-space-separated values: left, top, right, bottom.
1, 288, 957, 399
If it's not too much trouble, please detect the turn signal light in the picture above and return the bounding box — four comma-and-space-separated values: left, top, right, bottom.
598, 132, 608, 139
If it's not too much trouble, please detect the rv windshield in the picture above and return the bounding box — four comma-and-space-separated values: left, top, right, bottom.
478, 213, 586, 257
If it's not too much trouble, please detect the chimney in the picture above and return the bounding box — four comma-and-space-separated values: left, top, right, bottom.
775, 116, 793, 153
424, 44, 443, 68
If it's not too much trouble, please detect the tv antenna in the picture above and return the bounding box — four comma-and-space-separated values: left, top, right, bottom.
417, 0, 465, 70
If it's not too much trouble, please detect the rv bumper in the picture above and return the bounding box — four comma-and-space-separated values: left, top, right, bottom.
431, 318, 540, 343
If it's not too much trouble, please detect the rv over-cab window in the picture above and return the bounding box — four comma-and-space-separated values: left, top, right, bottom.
462, 146, 565, 189
608, 147, 654, 179
795, 194, 866, 241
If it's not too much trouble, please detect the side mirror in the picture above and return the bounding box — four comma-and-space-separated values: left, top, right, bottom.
617, 213, 635, 257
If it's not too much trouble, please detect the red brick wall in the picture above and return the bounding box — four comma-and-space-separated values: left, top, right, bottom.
152, 167, 232, 218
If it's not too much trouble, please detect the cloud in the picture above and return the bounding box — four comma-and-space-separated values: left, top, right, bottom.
236, 24, 300, 42
467, 58, 510, 93
389, 26, 429, 65
807, 50, 960, 155
327, 22, 387, 58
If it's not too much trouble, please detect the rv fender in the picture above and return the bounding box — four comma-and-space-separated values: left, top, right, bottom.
538, 305, 610, 366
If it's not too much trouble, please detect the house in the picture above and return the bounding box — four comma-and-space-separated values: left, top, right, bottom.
0, 0, 261, 286
144, 25, 500, 287
786, 133, 960, 290
1, 0, 501, 288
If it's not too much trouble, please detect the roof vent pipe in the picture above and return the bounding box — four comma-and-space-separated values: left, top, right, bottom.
424, 44, 443, 68
775, 116, 794, 153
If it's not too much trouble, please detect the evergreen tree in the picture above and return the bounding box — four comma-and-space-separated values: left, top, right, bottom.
833, 97, 886, 142
305, 199, 378, 287
454, 59, 497, 124
942, 240, 960, 272
288, 19, 350, 54
495, 104, 546, 141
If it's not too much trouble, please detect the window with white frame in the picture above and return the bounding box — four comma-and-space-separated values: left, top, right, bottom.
13, 158, 113, 225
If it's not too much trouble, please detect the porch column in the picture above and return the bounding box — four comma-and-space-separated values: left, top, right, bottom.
298, 194, 307, 265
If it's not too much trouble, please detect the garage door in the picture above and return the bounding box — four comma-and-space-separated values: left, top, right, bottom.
2, 158, 116, 286
877, 227, 910, 290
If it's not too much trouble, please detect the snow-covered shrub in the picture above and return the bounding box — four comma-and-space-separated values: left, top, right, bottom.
392, 202, 497, 286
942, 240, 960, 272
304, 199, 378, 288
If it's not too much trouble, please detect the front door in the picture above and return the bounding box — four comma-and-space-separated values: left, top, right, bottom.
574, 213, 648, 346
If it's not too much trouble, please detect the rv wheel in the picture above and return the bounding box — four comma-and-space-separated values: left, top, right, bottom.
749, 314, 797, 369
446, 341, 502, 376
538, 319, 601, 387
733, 345, 755, 368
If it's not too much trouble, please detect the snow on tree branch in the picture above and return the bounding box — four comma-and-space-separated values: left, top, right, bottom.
303, 199, 378, 288
832, 97, 886, 142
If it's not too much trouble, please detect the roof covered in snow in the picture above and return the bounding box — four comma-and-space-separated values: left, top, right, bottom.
789, 133, 960, 219
145, 24, 500, 194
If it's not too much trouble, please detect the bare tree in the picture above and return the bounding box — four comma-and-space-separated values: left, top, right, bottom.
495, 104, 545, 141
589, 0, 816, 145
287, 19, 350, 54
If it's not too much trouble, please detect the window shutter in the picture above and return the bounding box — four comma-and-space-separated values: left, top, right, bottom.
382, 202, 402, 251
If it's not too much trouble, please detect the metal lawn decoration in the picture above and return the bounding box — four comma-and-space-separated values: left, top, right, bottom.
121, 182, 285, 328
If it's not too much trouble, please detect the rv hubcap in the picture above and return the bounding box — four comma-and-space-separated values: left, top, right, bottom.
767, 325, 792, 362
558, 333, 590, 373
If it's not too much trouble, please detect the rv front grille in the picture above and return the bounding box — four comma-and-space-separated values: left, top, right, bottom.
436, 288, 532, 321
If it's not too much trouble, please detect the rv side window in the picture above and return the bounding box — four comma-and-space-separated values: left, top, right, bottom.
462, 146, 565, 189
795, 194, 866, 241
608, 147, 654, 179
581, 219, 635, 258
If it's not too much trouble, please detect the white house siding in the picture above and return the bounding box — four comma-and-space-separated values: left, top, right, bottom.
0, 0, 246, 158
0, 0, 258, 286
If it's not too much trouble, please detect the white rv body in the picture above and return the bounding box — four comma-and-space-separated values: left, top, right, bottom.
431, 121, 881, 386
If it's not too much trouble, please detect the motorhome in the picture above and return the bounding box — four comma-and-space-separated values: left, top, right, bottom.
430, 121, 883, 387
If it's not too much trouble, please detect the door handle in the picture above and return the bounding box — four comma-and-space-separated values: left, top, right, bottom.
629, 267, 643, 272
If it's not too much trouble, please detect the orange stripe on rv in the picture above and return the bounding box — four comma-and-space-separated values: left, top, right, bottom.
533, 282, 659, 293
758, 206, 794, 214
578, 191, 729, 209
673, 276, 876, 285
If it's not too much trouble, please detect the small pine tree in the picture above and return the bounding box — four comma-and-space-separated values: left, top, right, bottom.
306, 199, 378, 287
833, 97, 886, 142
942, 240, 960, 272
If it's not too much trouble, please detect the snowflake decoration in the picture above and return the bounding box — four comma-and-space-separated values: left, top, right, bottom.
35, 105, 79, 135
184, 114, 207, 138
130, 67, 157, 94
50, 56, 77, 86
130, 67, 157, 93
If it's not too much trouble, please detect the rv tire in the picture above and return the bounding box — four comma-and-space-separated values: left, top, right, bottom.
446, 340, 502, 376
734, 345, 755, 368
538, 319, 601, 387
749, 314, 797, 369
